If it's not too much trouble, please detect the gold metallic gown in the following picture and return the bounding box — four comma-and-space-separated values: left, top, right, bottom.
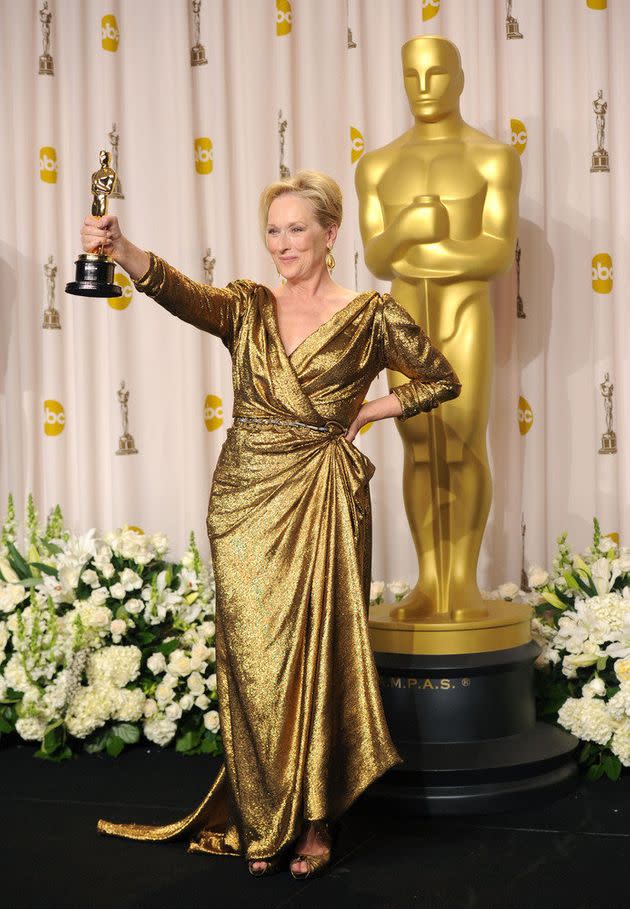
96, 252, 461, 860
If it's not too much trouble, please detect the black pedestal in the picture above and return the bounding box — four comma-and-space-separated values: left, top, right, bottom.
367, 643, 578, 814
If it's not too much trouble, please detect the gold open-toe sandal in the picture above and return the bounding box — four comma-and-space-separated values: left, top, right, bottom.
289, 820, 333, 880
248, 853, 284, 876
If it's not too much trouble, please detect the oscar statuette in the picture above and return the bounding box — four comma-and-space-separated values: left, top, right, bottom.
65, 150, 122, 298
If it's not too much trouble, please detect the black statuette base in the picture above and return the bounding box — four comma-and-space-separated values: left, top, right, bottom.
365, 644, 578, 814
65, 253, 121, 298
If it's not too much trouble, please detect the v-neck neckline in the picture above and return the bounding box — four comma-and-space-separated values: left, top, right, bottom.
262, 285, 373, 360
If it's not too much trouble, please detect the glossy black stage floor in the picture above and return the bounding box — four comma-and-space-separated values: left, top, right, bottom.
1, 743, 627, 909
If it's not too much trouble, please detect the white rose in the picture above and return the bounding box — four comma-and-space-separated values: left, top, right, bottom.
0, 583, 29, 613
143, 698, 158, 718
179, 693, 194, 711
81, 569, 100, 588
527, 566, 549, 588
124, 598, 144, 615
100, 563, 115, 580
199, 621, 216, 638
168, 650, 192, 677
109, 583, 126, 600
119, 568, 143, 590
147, 652, 168, 674
187, 671, 205, 695
164, 702, 182, 721
110, 618, 127, 637
206, 672, 217, 691
203, 710, 220, 733
498, 582, 520, 600
90, 587, 109, 606
388, 580, 410, 598
370, 581, 385, 601
195, 694, 210, 710
582, 676, 606, 699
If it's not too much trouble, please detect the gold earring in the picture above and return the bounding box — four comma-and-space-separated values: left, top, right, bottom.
325, 249, 335, 271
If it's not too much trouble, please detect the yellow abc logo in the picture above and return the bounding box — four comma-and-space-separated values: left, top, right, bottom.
204, 394, 223, 431
276, 0, 293, 36
591, 253, 613, 293
587, 0, 607, 9
108, 273, 133, 310
517, 395, 533, 436
422, 0, 440, 21
44, 399, 65, 436
510, 119, 527, 155
195, 138, 213, 174
102, 15, 120, 52
39, 146, 57, 183
350, 127, 364, 164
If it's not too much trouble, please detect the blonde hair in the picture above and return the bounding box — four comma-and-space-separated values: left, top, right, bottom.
259, 169, 343, 238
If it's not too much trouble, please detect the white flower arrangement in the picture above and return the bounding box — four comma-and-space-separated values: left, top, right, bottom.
0, 493, 221, 761
368, 519, 630, 781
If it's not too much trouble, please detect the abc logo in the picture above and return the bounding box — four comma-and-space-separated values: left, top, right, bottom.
204, 394, 223, 431
592, 253, 613, 293
102, 15, 120, 52
517, 395, 533, 436
40, 146, 57, 184
350, 127, 365, 164
510, 119, 527, 155
422, 0, 440, 21
587, 0, 607, 8
108, 273, 133, 310
195, 138, 214, 174
44, 399, 65, 436
276, 0, 292, 36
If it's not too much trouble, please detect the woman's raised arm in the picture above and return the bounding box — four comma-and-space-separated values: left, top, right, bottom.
81, 214, 252, 351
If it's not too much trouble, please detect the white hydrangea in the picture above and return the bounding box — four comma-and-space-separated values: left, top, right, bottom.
65, 685, 113, 739
557, 697, 617, 746
610, 718, 630, 766
607, 683, 630, 721
15, 715, 49, 741
143, 714, 177, 747
86, 646, 141, 688
110, 687, 145, 723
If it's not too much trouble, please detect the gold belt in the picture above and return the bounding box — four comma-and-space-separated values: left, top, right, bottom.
233, 415, 347, 436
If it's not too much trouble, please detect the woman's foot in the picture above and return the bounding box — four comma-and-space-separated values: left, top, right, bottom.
289, 820, 332, 877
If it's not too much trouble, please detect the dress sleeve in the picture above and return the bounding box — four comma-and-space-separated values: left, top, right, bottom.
131, 250, 254, 352
379, 292, 462, 421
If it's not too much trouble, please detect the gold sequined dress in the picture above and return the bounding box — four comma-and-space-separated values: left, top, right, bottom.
96, 252, 461, 860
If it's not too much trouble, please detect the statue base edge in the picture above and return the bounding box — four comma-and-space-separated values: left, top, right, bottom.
363, 724, 578, 815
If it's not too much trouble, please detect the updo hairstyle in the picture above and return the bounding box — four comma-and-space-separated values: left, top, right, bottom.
259, 170, 343, 238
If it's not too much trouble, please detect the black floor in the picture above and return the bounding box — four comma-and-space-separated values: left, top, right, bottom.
1, 742, 628, 909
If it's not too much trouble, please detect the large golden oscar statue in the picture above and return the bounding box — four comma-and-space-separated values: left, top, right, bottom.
357, 36, 576, 812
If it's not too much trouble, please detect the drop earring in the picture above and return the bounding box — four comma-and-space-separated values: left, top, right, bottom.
325, 248, 335, 271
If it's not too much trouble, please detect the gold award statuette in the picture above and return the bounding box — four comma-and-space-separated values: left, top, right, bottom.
357, 35, 528, 651
65, 150, 122, 298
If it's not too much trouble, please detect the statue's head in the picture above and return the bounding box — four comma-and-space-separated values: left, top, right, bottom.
99, 150, 111, 167
401, 36, 464, 122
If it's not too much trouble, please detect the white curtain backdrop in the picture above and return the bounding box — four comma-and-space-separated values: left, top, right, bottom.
1, 0, 628, 591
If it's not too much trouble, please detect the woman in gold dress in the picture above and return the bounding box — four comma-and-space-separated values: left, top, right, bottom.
83, 171, 461, 878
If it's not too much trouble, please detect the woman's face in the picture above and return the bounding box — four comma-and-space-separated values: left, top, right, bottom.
266, 193, 336, 282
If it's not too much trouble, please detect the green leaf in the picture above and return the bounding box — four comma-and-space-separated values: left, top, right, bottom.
579, 742, 593, 764
157, 639, 180, 656
603, 754, 622, 782
175, 730, 201, 753
34, 744, 72, 762
42, 724, 63, 754
112, 723, 140, 744
106, 735, 125, 757
586, 763, 605, 781
30, 561, 57, 576
596, 657, 608, 672
137, 631, 156, 644
6, 541, 31, 579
